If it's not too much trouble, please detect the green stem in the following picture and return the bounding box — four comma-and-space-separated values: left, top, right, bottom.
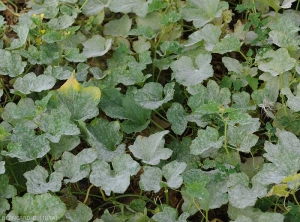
79, 0, 89, 10
279, 74, 288, 116
223, 118, 234, 166
297, 0, 300, 11
164, 187, 169, 205
150, 119, 176, 140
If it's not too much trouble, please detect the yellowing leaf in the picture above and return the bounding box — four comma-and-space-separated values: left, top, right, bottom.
58, 73, 81, 93
267, 184, 289, 197
57, 72, 101, 121
282, 173, 300, 183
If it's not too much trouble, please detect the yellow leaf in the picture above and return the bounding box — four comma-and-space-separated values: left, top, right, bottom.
282, 173, 300, 183
267, 184, 289, 197
58, 72, 81, 93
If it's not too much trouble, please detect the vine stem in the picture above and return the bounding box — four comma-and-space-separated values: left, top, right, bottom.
222, 117, 234, 166
83, 184, 94, 204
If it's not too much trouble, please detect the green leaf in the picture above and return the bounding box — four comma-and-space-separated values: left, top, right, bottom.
129, 25, 157, 39
2, 123, 50, 162
255, 48, 296, 76
259, 0, 281, 12
64, 47, 87, 63
161, 11, 181, 26
8, 193, 66, 221
180, 0, 228, 28
148, 0, 167, 12
133, 82, 175, 110
49, 135, 80, 160
162, 161, 187, 189
82, 35, 112, 58
0, 50, 26, 77
24, 165, 63, 194
139, 166, 162, 192
190, 126, 224, 156
53, 148, 97, 183
86, 118, 123, 151
171, 54, 213, 86
104, 14, 132, 37
212, 35, 241, 54
99, 89, 151, 133
12, 72, 56, 95
109, 0, 149, 17
90, 154, 141, 195
129, 130, 172, 165
65, 202, 93, 222
0, 174, 17, 199
166, 103, 188, 135
152, 206, 189, 222
20, 44, 60, 65
57, 73, 101, 121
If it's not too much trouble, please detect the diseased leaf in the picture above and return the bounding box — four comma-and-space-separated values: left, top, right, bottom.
81, 0, 109, 16
166, 103, 188, 135
171, 54, 213, 86
12, 72, 56, 95
49, 135, 80, 160
129, 130, 172, 165
53, 148, 97, 183
48, 14, 75, 30
104, 14, 132, 37
133, 82, 175, 110
24, 166, 63, 194
139, 166, 162, 193
162, 161, 187, 189
152, 206, 189, 222
57, 73, 101, 121
180, 0, 228, 28
190, 127, 224, 156
281, 86, 300, 112
0, 50, 26, 77
109, 0, 149, 17
2, 123, 50, 162
34, 105, 80, 143
8, 193, 66, 221
90, 154, 140, 195
212, 35, 241, 54
65, 202, 93, 222
255, 48, 296, 76
82, 35, 112, 58
8, 23, 29, 49
0, 161, 4, 174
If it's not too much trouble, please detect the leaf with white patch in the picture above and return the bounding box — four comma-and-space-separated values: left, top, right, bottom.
82, 35, 112, 58
162, 161, 187, 189
129, 130, 172, 165
24, 166, 63, 194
